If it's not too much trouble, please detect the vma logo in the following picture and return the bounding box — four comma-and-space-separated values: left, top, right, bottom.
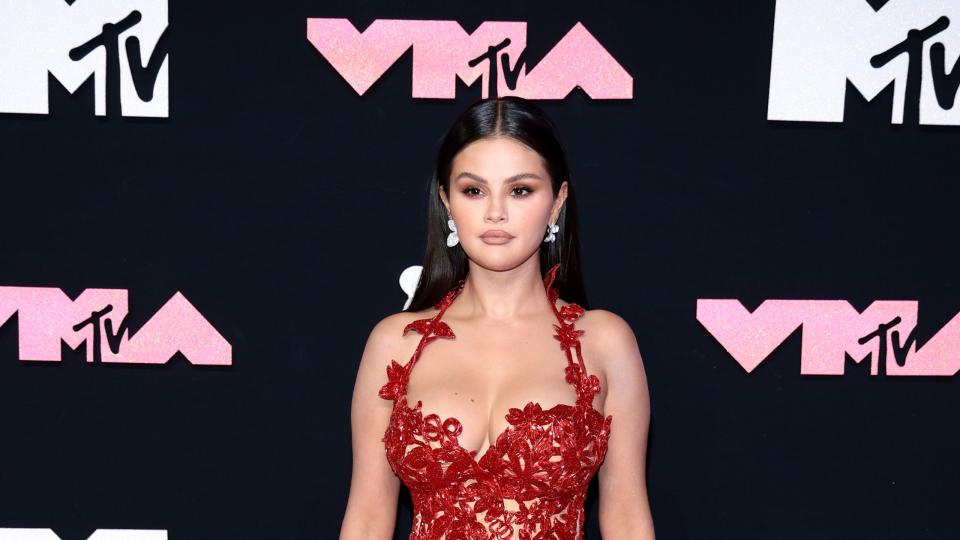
0, 286, 230, 366
0, 0, 169, 118
306, 19, 632, 100
697, 299, 960, 377
768, 0, 960, 125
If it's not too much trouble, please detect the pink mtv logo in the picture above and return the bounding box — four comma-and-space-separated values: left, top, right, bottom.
0, 286, 231, 365
306, 19, 632, 99
696, 299, 960, 376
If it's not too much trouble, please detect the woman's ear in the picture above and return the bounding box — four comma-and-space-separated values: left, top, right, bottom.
551, 181, 569, 223
439, 185, 450, 213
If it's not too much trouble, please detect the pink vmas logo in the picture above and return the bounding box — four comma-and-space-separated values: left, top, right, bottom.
306, 19, 632, 99
696, 300, 959, 376
0, 287, 230, 365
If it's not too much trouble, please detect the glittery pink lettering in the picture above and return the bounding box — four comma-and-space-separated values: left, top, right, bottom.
0, 287, 231, 365
305, 19, 632, 99
696, 300, 960, 376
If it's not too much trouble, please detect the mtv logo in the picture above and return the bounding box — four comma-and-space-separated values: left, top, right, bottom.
0, 0, 169, 118
768, 0, 960, 125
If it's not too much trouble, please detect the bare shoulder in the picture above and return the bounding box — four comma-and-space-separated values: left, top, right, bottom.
361, 307, 440, 369
353, 306, 442, 406
576, 307, 645, 373
366, 307, 437, 350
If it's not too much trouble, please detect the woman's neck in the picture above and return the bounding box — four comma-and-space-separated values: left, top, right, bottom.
452, 259, 549, 320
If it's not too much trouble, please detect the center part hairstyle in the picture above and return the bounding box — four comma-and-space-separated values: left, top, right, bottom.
405, 96, 588, 313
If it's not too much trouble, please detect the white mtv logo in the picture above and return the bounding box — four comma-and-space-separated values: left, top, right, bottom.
0, 0, 169, 118
768, 0, 960, 125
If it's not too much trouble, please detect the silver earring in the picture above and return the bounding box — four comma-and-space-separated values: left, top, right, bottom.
544, 222, 559, 243
446, 215, 459, 247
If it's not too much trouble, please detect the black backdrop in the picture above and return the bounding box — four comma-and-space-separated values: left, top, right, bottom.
1, 1, 958, 539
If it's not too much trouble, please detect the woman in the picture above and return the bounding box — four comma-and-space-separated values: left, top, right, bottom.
340, 96, 654, 539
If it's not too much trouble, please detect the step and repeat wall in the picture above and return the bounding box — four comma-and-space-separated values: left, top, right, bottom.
1, 0, 958, 538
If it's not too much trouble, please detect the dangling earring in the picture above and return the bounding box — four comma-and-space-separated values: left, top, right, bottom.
446, 214, 459, 247
544, 222, 559, 243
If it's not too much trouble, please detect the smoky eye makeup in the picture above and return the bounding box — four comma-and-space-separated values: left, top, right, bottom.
459, 182, 536, 199
459, 184, 535, 198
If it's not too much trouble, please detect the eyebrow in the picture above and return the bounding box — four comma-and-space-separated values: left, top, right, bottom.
454, 172, 544, 184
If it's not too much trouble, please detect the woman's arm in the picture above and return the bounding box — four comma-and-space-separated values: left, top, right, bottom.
592, 310, 656, 539
339, 314, 409, 540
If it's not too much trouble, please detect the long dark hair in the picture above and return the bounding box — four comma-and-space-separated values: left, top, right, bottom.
405, 96, 588, 312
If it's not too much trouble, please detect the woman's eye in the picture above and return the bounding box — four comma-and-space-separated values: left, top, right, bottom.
460, 185, 532, 198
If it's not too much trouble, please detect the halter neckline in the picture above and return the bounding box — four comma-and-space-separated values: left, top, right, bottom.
378, 261, 600, 408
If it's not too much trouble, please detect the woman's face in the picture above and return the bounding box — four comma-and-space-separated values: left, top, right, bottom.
440, 136, 568, 271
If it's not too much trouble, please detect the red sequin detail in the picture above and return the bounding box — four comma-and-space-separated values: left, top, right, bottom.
379, 263, 613, 539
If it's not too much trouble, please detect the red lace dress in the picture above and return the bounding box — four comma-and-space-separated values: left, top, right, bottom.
379, 262, 613, 539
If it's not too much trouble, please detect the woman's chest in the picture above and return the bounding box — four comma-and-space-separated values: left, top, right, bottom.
399, 326, 605, 456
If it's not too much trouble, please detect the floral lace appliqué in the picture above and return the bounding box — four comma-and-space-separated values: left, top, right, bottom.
378, 262, 613, 540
